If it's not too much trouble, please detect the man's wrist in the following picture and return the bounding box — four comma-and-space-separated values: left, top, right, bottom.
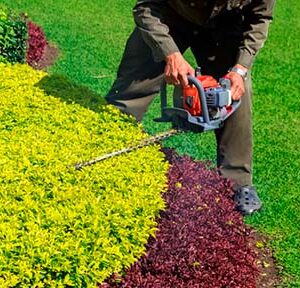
165, 52, 181, 62
229, 64, 248, 80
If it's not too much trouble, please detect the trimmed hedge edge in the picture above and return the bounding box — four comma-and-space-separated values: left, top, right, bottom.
0, 63, 169, 287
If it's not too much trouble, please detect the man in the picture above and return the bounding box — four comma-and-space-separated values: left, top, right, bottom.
105, 0, 275, 215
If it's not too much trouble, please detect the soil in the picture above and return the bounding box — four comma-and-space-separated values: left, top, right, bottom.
30, 43, 59, 70
253, 232, 282, 288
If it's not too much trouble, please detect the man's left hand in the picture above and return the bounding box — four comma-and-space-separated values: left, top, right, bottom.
224, 64, 248, 100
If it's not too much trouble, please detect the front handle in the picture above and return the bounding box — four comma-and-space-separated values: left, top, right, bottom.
187, 75, 210, 125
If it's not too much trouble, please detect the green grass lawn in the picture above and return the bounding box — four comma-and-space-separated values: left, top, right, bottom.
2, 0, 300, 286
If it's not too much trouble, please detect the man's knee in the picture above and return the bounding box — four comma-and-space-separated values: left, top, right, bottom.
105, 95, 156, 122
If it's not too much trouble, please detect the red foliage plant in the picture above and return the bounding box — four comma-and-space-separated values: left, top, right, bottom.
101, 149, 259, 288
26, 21, 48, 66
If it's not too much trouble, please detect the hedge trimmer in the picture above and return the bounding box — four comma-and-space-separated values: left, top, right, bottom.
74, 68, 240, 170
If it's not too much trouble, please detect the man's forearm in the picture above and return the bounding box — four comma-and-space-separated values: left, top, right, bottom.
236, 0, 276, 69
133, 0, 179, 62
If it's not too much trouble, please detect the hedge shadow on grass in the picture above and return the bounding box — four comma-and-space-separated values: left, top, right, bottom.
36, 74, 106, 113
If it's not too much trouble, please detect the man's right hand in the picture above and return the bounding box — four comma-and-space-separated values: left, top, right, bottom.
164, 52, 194, 87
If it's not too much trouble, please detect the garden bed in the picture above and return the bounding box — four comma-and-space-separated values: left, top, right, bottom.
101, 149, 280, 288
0, 62, 281, 287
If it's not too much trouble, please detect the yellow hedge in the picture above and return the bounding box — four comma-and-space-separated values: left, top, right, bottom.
0, 63, 168, 287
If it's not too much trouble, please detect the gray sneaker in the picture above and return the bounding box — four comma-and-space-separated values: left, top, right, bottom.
234, 185, 262, 215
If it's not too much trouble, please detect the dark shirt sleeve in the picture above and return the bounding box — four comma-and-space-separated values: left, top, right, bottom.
133, 0, 276, 67
237, 0, 276, 69
133, 0, 180, 62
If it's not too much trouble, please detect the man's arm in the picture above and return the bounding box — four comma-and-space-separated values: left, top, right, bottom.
236, 0, 276, 69
226, 0, 276, 99
133, 0, 194, 86
133, 0, 179, 62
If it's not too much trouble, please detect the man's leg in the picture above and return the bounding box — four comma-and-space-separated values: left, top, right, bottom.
214, 76, 262, 216
215, 77, 253, 187
106, 10, 192, 122
105, 28, 165, 121
190, 30, 253, 187
190, 27, 261, 214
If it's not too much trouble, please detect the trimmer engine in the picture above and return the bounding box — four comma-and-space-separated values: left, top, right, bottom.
183, 74, 232, 119
155, 68, 240, 132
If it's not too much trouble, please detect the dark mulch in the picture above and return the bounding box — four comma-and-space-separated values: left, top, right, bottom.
101, 149, 269, 288
253, 232, 281, 288
29, 43, 59, 70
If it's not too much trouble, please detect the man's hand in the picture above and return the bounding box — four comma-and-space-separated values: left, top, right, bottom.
164, 52, 194, 86
224, 64, 248, 100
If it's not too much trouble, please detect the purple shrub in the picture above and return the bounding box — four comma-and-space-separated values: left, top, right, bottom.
26, 21, 48, 66
101, 149, 259, 288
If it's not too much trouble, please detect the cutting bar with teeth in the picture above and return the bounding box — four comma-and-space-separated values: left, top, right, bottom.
74, 129, 181, 170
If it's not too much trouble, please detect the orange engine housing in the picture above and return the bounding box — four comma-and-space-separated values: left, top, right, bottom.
183, 75, 219, 116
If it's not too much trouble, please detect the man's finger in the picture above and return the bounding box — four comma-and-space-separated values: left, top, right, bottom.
178, 73, 188, 86
188, 67, 195, 77
231, 82, 239, 100
232, 86, 244, 100
165, 71, 179, 85
165, 75, 172, 84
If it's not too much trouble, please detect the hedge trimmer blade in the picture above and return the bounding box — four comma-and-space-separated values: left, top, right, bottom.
73, 71, 241, 171
73, 129, 180, 170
